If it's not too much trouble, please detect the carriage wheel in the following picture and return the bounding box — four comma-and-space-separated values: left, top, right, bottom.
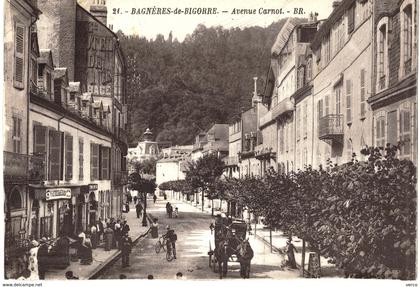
155, 241, 162, 253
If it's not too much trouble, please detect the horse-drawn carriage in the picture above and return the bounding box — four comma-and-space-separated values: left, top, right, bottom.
208, 214, 253, 279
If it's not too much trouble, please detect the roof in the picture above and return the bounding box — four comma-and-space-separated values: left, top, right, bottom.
38, 49, 53, 66
271, 18, 307, 56
311, 0, 355, 50
53, 67, 68, 79
68, 82, 81, 92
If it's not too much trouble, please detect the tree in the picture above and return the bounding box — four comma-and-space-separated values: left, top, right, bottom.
131, 158, 157, 175
185, 153, 225, 213
128, 172, 157, 226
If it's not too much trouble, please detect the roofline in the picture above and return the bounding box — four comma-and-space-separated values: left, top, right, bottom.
76, 4, 119, 40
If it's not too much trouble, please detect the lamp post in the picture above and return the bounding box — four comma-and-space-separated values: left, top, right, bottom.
142, 189, 148, 226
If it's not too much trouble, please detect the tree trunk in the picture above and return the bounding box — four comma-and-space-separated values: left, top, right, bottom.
211, 199, 214, 216
269, 226, 272, 253
142, 192, 148, 226
302, 240, 306, 277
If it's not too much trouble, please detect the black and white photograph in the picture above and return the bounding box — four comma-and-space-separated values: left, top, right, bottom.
1, 0, 418, 284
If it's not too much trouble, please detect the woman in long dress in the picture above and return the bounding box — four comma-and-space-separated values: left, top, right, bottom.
286, 239, 298, 269
24, 241, 40, 280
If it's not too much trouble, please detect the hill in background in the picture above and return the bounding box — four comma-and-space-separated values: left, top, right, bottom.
119, 19, 287, 145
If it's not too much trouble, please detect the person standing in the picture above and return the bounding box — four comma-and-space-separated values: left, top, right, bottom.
27, 240, 40, 280
168, 204, 173, 219
104, 224, 114, 251
90, 224, 98, 249
121, 234, 132, 268
122, 219, 130, 236
80, 235, 93, 265
97, 218, 104, 243
37, 237, 49, 279
133, 195, 137, 205
286, 239, 298, 269
153, 194, 157, 203
163, 225, 177, 259
114, 220, 122, 249
136, 202, 143, 219
151, 218, 159, 238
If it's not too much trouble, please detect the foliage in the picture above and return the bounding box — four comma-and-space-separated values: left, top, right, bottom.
158, 179, 194, 195
130, 158, 157, 175
128, 172, 157, 194
185, 153, 225, 198
211, 146, 416, 279
119, 20, 288, 145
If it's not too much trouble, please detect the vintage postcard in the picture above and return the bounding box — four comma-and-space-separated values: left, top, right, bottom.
2, 0, 418, 285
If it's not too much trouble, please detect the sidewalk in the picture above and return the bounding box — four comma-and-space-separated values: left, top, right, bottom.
169, 194, 343, 278
44, 199, 160, 280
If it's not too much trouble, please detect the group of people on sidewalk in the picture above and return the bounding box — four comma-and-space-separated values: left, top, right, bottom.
165, 202, 178, 218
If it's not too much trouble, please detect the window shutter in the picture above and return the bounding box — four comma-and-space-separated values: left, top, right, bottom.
346, 80, 352, 123
91, 143, 99, 180
360, 69, 366, 118
65, 135, 73, 180
325, 95, 329, 115
98, 145, 103, 180
14, 23, 25, 89
79, 139, 84, 181
48, 130, 62, 180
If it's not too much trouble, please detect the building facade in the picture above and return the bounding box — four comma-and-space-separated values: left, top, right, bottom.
4, 0, 41, 279
368, 0, 417, 164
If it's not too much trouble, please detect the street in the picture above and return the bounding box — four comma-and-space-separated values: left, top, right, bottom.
99, 197, 300, 279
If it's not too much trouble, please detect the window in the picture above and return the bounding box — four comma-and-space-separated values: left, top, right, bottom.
346, 139, 353, 161
375, 116, 386, 148
377, 19, 388, 91
65, 135, 73, 181
297, 67, 305, 89
348, 4, 355, 33
306, 58, 313, 82
401, 3, 413, 76
323, 35, 331, 66
14, 22, 25, 89
49, 130, 63, 180
101, 146, 110, 180
317, 99, 324, 133
79, 139, 83, 181
90, 143, 99, 180
399, 106, 412, 157
303, 102, 308, 138
33, 125, 47, 176
12, 116, 22, 153
360, 69, 366, 118
346, 80, 352, 123
325, 95, 330, 115
335, 84, 342, 114
9, 188, 22, 209
296, 106, 301, 141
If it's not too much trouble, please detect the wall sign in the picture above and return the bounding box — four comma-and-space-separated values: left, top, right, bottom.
46, 188, 72, 201
89, 184, 98, 191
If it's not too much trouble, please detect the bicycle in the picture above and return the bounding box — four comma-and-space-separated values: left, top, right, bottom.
155, 236, 167, 253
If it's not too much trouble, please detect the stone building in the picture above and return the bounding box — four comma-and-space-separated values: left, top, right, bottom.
3, 0, 41, 279
311, 0, 373, 166
368, 0, 417, 164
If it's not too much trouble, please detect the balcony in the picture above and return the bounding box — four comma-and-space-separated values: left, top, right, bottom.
318, 114, 344, 142
4, 152, 45, 183
271, 98, 294, 120
224, 156, 239, 166
255, 145, 276, 160
404, 58, 412, 75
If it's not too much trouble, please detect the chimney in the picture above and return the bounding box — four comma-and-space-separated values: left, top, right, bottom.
90, 0, 108, 26
332, 1, 342, 10
252, 77, 260, 107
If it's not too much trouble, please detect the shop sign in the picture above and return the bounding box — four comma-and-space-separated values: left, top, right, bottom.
46, 188, 71, 201
89, 184, 98, 191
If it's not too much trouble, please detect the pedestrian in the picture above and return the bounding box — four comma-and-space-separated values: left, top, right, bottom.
121, 234, 132, 268
174, 207, 179, 218
166, 202, 170, 217
286, 239, 298, 269
151, 218, 159, 238
133, 195, 137, 205
65, 271, 79, 279
80, 235, 93, 265
37, 237, 49, 280
90, 224, 98, 249
136, 202, 143, 219
163, 193, 167, 200
163, 225, 177, 259
114, 220, 122, 249
122, 219, 130, 236
153, 194, 157, 203
104, 224, 114, 251
127, 193, 132, 204
168, 204, 173, 218
97, 218, 104, 242
26, 240, 40, 280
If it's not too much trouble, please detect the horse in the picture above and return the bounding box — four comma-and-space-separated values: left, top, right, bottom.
236, 239, 254, 279
215, 239, 233, 279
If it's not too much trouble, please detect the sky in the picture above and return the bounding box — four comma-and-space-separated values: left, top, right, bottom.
98, 0, 336, 41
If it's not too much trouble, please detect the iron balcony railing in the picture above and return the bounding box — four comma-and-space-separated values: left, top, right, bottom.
3, 152, 45, 182
318, 114, 344, 141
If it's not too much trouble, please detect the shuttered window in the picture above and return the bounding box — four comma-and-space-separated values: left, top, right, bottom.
12, 117, 22, 153
348, 4, 355, 33
65, 135, 73, 181
375, 116, 386, 148
14, 22, 25, 89
360, 69, 366, 118
325, 95, 329, 115
79, 139, 84, 181
101, 146, 110, 180
399, 108, 411, 157
91, 143, 99, 180
346, 79, 352, 123
48, 130, 62, 180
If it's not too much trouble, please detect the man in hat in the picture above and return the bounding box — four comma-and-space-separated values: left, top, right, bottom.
121, 234, 132, 268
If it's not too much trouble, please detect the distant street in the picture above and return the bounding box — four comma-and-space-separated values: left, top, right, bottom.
99, 197, 300, 279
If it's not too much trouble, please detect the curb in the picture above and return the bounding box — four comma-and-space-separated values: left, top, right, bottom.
88, 215, 153, 279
